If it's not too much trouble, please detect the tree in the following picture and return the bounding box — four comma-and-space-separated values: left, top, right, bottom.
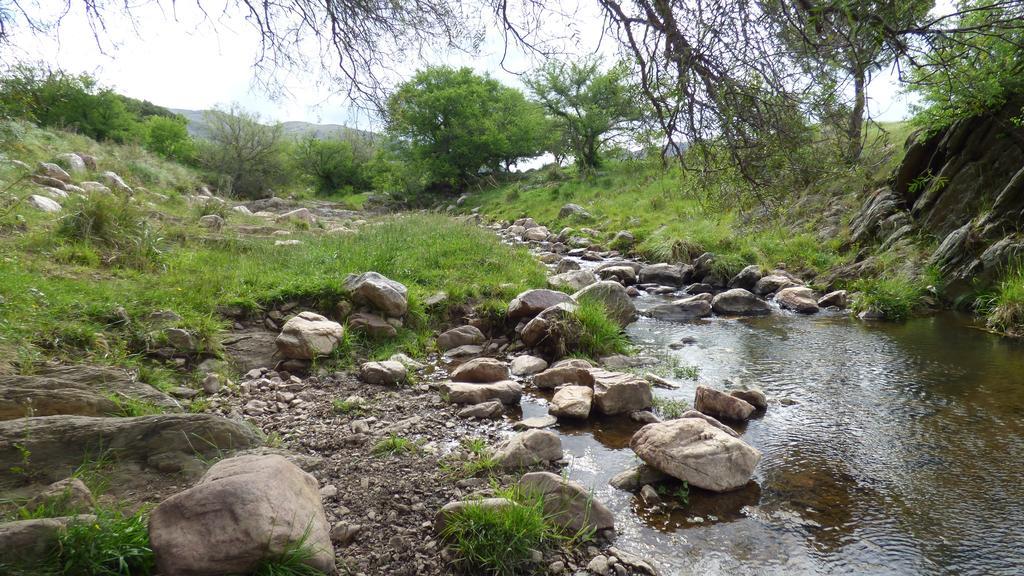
291, 136, 374, 195
386, 66, 547, 189
197, 106, 289, 198
142, 115, 195, 162
525, 58, 643, 173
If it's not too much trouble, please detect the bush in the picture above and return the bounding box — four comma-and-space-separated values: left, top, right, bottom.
197, 105, 290, 198
571, 298, 631, 359
290, 136, 373, 196
57, 193, 163, 270
851, 275, 927, 321
142, 115, 195, 162
440, 486, 560, 576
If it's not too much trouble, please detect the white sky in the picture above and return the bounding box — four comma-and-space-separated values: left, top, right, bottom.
3, 1, 915, 129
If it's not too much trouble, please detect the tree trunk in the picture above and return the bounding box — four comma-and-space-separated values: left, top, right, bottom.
848, 65, 866, 163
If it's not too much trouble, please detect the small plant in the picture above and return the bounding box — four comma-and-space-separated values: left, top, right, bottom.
57, 192, 164, 270
441, 486, 561, 576
188, 397, 211, 413
652, 397, 690, 419
372, 434, 418, 457
570, 297, 631, 360
851, 275, 928, 321
331, 398, 365, 415
73, 449, 115, 496
656, 481, 690, 506
251, 526, 324, 576
977, 262, 1024, 336
673, 365, 700, 380
105, 393, 165, 417
57, 506, 155, 575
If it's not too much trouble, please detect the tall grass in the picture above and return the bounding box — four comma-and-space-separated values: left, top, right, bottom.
57, 192, 164, 270
55, 506, 155, 576
571, 298, 631, 360
979, 263, 1024, 336
851, 275, 928, 320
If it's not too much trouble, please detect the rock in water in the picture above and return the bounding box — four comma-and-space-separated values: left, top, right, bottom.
518, 471, 615, 533
276, 311, 344, 359
443, 381, 522, 405
630, 418, 761, 492
711, 288, 771, 316
549, 385, 593, 419
510, 355, 548, 376
343, 271, 408, 317
638, 263, 689, 287
817, 290, 849, 309
728, 264, 763, 291
591, 370, 652, 415
775, 286, 820, 314
149, 454, 335, 575
694, 385, 755, 421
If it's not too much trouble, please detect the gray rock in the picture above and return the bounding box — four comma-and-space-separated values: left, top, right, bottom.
609, 464, 670, 492
630, 418, 761, 492
638, 263, 689, 287
573, 281, 637, 327
694, 385, 755, 421
347, 311, 397, 338
817, 290, 849, 309
493, 429, 563, 468
276, 311, 344, 359
508, 289, 575, 321
27, 477, 94, 512
775, 286, 819, 314
27, 194, 61, 213
198, 214, 224, 230
559, 203, 592, 219
343, 271, 409, 317
149, 454, 335, 575
532, 364, 594, 389
359, 360, 408, 385
164, 328, 198, 352
753, 274, 800, 296
555, 259, 581, 273
437, 325, 486, 351
513, 415, 558, 430
457, 400, 505, 419
679, 409, 739, 437
0, 515, 97, 562
591, 370, 652, 415
547, 270, 596, 291
451, 357, 510, 383
100, 171, 132, 194
729, 264, 763, 291
549, 385, 593, 419
36, 162, 71, 183
54, 153, 86, 173
645, 296, 712, 322
711, 289, 771, 316
510, 355, 548, 376
443, 381, 523, 405
730, 388, 767, 410
519, 471, 615, 534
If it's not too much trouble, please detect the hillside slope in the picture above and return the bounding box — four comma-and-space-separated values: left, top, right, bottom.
169, 108, 377, 141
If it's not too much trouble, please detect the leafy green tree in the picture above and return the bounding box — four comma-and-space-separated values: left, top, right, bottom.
142, 115, 195, 162
525, 58, 643, 173
291, 136, 374, 195
197, 105, 290, 198
386, 66, 548, 189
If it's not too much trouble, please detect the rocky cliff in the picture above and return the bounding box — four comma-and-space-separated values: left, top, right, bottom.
849, 97, 1024, 303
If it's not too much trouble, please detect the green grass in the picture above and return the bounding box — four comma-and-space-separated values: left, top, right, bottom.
54, 506, 155, 576
978, 263, 1024, 336
440, 485, 562, 576
570, 298, 631, 360
372, 434, 418, 457
331, 397, 366, 415
652, 397, 690, 419
104, 393, 166, 417
851, 275, 929, 321
442, 437, 499, 478
656, 481, 690, 506
251, 526, 325, 576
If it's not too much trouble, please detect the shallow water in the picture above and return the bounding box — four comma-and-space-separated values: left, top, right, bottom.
521, 301, 1024, 575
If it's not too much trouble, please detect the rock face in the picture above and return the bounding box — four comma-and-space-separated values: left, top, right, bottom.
508, 289, 575, 321
510, 355, 548, 376
493, 429, 563, 468
549, 386, 593, 419
1, 364, 180, 420
645, 297, 712, 322
276, 311, 344, 359
343, 272, 409, 317
630, 418, 762, 492
694, 385, 755, 421
775, 286, 819, 314
591, 370, 652, 415
443, 381, 523, 405
0, 414, 261, 485
548, 270, 596, 291
573, 281, 637, 327
149, 454, 335, 576
436, 325, 486, 351
358, 360, 407, 385
451, 357, 510, 383
518, 471, 614, 534
711, 289, 771, 316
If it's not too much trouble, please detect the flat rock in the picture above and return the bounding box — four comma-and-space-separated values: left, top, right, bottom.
508, 289, 575, 321
276, 311, 344, 359
510, 355, 548, 376
591, 370, 652, 415
437, 325, 486, 351
512, 415, 558, 430
532, 365, 594, 389
694, 385, 755, 421
711, 288, 771, 316
451, 357, 510, 383
443, 381, 522, 405
457, 401, 504, 419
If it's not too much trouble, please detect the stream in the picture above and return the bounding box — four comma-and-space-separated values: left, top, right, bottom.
518, 294, 1024, 575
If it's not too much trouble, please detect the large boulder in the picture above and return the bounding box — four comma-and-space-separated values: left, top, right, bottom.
645, 296, 712, 322
572, 281, 637, 327
532, 363, 594, 389
343, 272, 409, 317
518, 471, 614, 534
630, 418, 761, 492
443, 381, 523, 405
775, 286, 820, 314
549, 385, 593, 419
1, 365, 180, 420
437, 325, 486, 351
276, 311, 344, 359
510, 355, 548, 376
591, 370, 652, 415
694, 385, 755, 421
149, 454, 335, 575
711, 289, 771, 316
520, 302, 577, 350
638, 263, 689, 287
548, 270, 596, 291
0, 414, 261, 486
450, 357, 510, 383
54, 153, 87, 174
508, 289, 575, 321
493, 429, 563, 468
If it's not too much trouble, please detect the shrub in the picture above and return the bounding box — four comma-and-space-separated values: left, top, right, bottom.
57, 193, 163, 270
440, 486, 560, 576
291, 136, 374, 196
197, 105, 290, 198
56, 507, 155, 575
142, 115, 195, 162
851, 275, 927, 320
571, 298, 631, 360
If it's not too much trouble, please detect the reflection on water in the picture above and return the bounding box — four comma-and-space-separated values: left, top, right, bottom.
526, 304, 1024, 575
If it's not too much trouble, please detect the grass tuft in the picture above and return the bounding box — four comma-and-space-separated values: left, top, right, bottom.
56, 506, 155, 576
372, 433, 418, 457
570, 298, 631, 360
851, 275, 928, 321
978, 263, 1024, 336
652, 396, 690, 419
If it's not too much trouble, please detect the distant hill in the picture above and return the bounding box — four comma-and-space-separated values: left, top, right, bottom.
168, 108, 377, 142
